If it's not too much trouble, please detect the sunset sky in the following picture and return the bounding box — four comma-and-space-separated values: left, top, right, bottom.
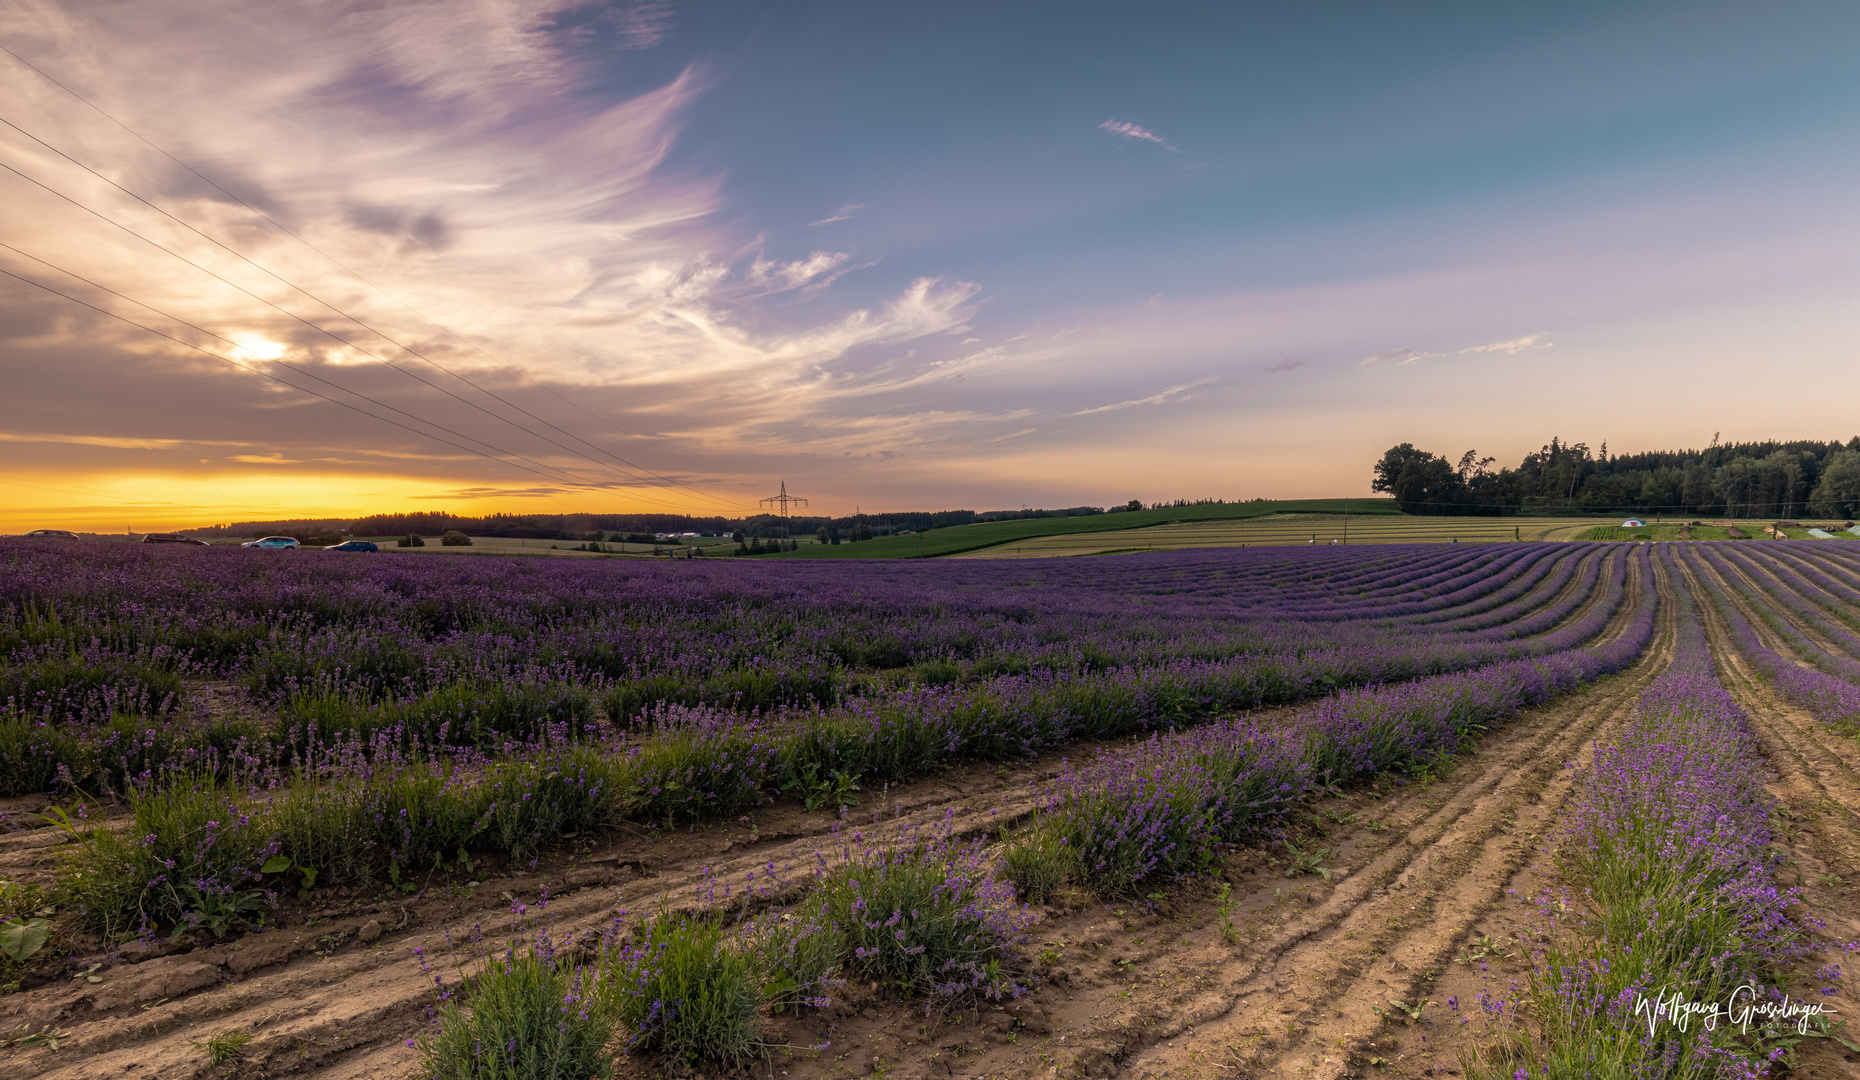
4, 1, 1860, 530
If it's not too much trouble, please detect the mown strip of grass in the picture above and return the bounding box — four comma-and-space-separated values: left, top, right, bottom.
762, 498, 1401, 560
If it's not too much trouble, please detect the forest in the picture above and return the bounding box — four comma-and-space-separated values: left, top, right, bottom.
1373, 435, 1860, 517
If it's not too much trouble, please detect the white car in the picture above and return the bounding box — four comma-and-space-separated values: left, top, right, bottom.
240, 536, 301, 549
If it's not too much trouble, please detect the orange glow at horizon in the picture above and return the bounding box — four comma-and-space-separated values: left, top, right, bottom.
0, 470, 753, 533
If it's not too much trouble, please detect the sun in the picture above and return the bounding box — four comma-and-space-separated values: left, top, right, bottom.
231, 335, 287, 360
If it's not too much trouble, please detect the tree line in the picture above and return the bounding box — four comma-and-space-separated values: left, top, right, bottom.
189, 501, 1158, 541
1374, 435, 1860, 518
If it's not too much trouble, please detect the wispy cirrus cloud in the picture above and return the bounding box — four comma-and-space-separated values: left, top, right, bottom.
1264, 358, 1305, 373
1359, 333, 1550, 367
1073, 377, 1214, 416
1358, 347, 1431, 368
1098, 119, 1179, 152
610, 0, 674, 51
747, 251, 852, 294
1461, 333, 1551, 355
809, 203, 865, 226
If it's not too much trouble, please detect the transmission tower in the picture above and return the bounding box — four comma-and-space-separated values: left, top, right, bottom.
759, 481, 809, 518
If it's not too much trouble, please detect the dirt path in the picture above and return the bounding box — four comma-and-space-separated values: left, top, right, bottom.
0, 550, 1648, 1080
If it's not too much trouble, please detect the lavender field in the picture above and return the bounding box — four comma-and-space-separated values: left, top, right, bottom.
1, 538, 1858, 1080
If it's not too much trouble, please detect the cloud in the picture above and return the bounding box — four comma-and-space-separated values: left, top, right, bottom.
1073, 378, 1215, 416
1460, 333, 1551, 355
1360, 333, 1551, 368
0, 0, 1008, 513
747, 251, 852, 294
809, 203, 865, 226
1264, 358, 1305, 373
1358, 348, 1435, 368
610, 1, 674, 52
1098, 119, 1179, 152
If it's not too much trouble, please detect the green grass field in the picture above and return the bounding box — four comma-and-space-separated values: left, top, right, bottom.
758, 499, 1404, 559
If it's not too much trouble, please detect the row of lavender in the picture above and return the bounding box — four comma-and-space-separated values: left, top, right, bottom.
0, 539, 1597, 718
0, 541, 1621, 797
996, 546, 1655, 900
1677, 544, 1860, 730
51, 546, 1639, 939
1466, 549, 1818, 1078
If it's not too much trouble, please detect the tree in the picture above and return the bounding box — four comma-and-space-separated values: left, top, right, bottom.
816, 525, 830, 545
1371, 444, 1433, 497
1809, 449, 1860, 518
1371, 444, 1467, 514
440, 530, 472, 546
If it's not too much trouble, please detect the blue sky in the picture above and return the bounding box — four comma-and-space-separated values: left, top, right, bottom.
2, 1, 1859, 526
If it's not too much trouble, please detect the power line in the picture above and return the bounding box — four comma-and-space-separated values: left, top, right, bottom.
0, 45, 750, 511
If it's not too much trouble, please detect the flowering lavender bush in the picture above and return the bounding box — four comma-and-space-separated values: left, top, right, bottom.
418, 923, 613, 1080
602, 911, 763, 1065
811, 816, 1031, 1000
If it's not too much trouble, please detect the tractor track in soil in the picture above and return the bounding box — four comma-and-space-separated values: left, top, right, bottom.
0, 549, 1640, 1080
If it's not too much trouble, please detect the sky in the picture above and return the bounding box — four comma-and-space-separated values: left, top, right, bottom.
4, 1, 1860, 530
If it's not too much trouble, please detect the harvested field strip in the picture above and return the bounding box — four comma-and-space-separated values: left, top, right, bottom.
946, 516, 1619, 558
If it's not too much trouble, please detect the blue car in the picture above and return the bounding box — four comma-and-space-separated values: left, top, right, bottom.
241, 536, 301, 549
323, 540, 378, 552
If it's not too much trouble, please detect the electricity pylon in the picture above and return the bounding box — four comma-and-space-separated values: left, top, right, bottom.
760, 481, 809, 518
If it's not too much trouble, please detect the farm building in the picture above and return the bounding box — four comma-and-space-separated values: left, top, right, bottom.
1620, 518, 1645, 528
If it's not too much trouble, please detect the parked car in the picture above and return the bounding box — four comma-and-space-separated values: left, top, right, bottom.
141, 533, 210, 546
22, 529, 79, 538
323, 540, 378, 552
240, 536, 301, 549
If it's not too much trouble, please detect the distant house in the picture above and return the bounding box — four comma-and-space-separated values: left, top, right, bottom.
1620, 518, 1645, 528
